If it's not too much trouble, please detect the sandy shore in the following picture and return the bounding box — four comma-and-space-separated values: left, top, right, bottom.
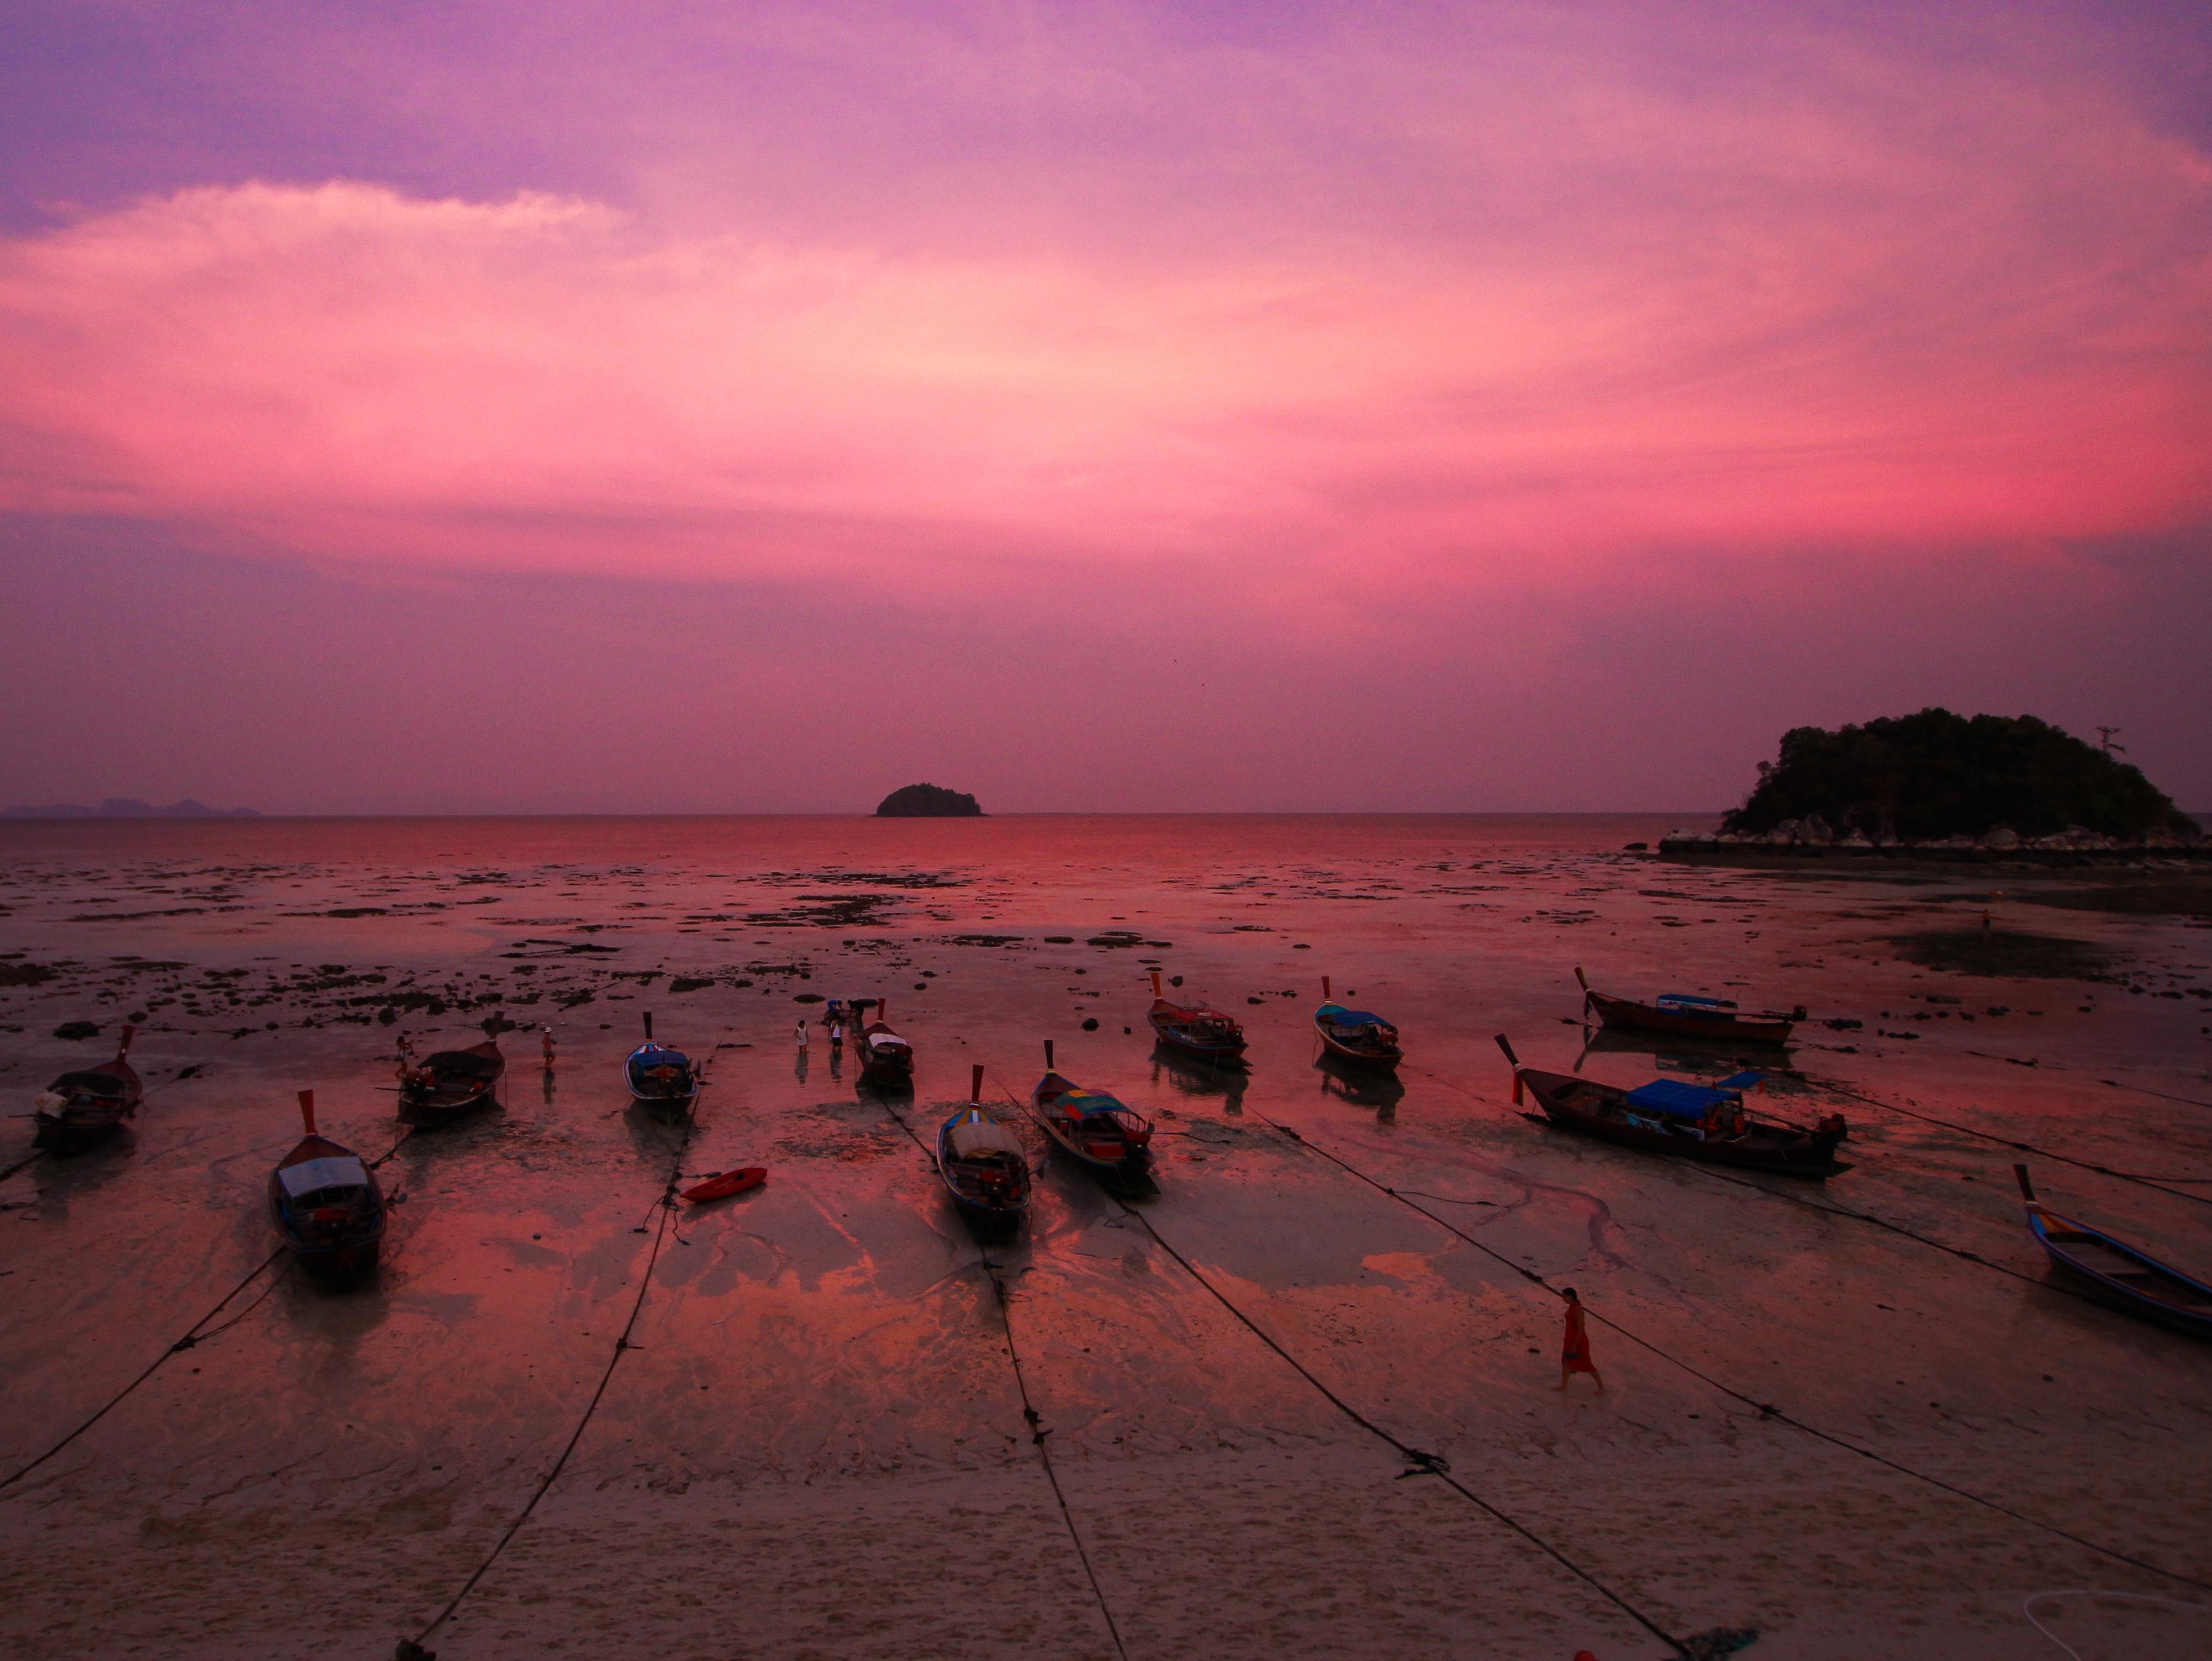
2, 816, 2209, 1659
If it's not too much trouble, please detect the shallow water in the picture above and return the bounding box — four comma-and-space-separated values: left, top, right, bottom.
2, 815, 2210, 1659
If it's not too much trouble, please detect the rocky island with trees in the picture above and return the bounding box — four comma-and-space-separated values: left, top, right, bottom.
874, 783, 984, 818
1664, 709, 2203, 862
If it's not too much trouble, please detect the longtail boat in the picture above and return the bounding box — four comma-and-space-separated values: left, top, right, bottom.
33, 1025, 141, 1148
1314, 977, 1401, 1071
1146, 972, 1247, 1064
1576, 967, 1802, 1045
397, 1037, 505, 1125
1031, 1041, 1153, 1184
939, 1063, 1030, 1228
856, 999, 915, 1087
269, 1090, 386, 1278
2015, 1166, 2211, 1339
626, 1013, 700, 1110
1496, 1035, 1846, 1179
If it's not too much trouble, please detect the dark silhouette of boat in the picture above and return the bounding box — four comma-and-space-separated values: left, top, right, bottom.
1313, 977, 1401, 1071
1497, 1035, 1846, 1179
938, 1064, 1030, 1230
626, 1013, 700, 1111
1146, 972, 1247, 1064
856, 999, 915, 1088
1576, 967, 1802, 1045
398, 1037, 505, 1125
1031, 1041, 1153, 1186
33, 1026, 141, 1148
2015, 1166, 2211, 1338
269, 1090, 386, 1279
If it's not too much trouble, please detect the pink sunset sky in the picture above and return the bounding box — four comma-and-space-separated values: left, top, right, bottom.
2, 1, 2207, 813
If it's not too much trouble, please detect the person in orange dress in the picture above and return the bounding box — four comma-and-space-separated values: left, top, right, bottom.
1557, 1286, 1604, 1392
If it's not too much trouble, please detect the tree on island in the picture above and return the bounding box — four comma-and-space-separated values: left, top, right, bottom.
1722, 709, 2196, 843
875, 783, 984, 818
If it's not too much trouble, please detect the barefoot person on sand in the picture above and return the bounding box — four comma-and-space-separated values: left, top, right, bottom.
1558, 1287, 1604, 1393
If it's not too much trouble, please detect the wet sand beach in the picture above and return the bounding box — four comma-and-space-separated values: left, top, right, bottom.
3, 815, 2209, 1660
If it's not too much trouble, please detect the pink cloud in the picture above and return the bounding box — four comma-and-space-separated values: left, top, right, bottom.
0, 8, 2205, 621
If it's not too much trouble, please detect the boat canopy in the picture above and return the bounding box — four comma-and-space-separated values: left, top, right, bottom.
946, 1112, 1023, 1159
1624, 1079, 1739, 1119
630, 1044, 690, 1069
426, 1050, 503, 1079
1716, 1071, 1767, 1091
278, 1155, 369, 1198
1063, 1088, 1134, 1118
1656, 994, 1735, 1011
866, 1028, 907, 1048
49, 1069, 126, 1095
1318, 1003, 1392, 1029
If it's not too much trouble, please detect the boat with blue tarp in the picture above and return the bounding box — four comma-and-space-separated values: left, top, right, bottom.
1495, 1036, 1847, 1178
2015, 1166, 2211, 1339
625, 1013, 700, 1110
1576, 967, 1802, 1045
1314, 977, 1401, 1070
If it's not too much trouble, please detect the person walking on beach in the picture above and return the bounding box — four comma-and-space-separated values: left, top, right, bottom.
1557, 1287, 1604, 1393
795, 1020, 809, 1051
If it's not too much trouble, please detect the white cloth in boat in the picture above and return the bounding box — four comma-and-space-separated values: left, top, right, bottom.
946, 1116, 1023, 1160
279, 1156, 369, 1197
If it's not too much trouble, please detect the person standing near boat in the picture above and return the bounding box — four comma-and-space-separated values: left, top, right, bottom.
1558, 1288, 1603, 1393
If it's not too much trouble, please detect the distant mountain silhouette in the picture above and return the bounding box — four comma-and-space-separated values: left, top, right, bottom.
3, 798, 261, 820
875, 784, 983, 818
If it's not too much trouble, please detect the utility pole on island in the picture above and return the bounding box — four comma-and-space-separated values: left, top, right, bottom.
2097, 725, 2125, 756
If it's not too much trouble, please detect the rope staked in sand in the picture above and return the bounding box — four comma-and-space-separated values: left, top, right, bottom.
1808, 1076, 2212, 1205
403, 1047, 719, 1658
0, 1111, 411, 1496
1233, 1083, 2212, 1597
994, 1086, 1691, 1659
873, 1092, 1131, 1661
2021, 1589, 2212, 1659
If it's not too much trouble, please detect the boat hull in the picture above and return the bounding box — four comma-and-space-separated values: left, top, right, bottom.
1314, 1024, 1402, 1072
1521, 1067, 1844, 1179
1588, 990, 1794, 1046
2030, 1210, 2212, 1340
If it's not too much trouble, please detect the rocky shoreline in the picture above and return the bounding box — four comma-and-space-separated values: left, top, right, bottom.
1661, 814, 2208, 866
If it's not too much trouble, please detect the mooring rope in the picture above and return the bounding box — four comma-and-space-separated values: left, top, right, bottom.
1808, 1076, 2212, 1205
1223, 1089, 2212, 1595
996, 1085, 1689, 1657
874, 1089, 1130, 1661
399, 1051, 716, 1659
1, 1110, 411, 1495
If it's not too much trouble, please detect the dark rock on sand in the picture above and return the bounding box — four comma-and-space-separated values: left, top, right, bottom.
53, 1020, 101, 1040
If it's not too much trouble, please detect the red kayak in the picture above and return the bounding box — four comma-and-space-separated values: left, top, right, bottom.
681, 1167, 766, 1204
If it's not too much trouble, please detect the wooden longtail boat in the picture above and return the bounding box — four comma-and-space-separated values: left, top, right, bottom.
856, 999, 915, 1087
1575, 967, 1802, 1045
1314, 977, 1401, 1071
2015, 1166, 2212, 1340
269, 1090, 386, 1279
1031, 1041, 1154, 1184
33, 1025, 141, 1148
1146, 972, 1247, 1064
939, 1063, 1030, 1228
397, 1037, 505, 1125
626, 1013, 700, 1110
1496, 1036, 1847, 1179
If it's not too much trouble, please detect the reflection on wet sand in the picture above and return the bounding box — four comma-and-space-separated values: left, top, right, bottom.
2, 814, 2209, 1659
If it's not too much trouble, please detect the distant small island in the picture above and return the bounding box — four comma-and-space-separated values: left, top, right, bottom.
1667, 709, 2200, 858
3, 798, 261, 820
875, 784, 983, 818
